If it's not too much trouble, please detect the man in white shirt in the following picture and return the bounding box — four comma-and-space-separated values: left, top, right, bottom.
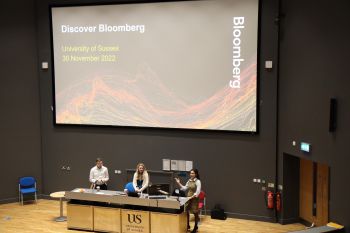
89, 158, 109, 190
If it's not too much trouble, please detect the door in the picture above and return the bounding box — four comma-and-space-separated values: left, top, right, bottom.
299, 159, 329, 226
316, 163, 329, 226
299, 159, 313, 223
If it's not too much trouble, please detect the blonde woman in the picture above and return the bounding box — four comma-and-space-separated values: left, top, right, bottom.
133, 163, 149, 193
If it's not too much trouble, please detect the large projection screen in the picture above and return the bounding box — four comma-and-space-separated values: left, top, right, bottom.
51, 0, 259, 132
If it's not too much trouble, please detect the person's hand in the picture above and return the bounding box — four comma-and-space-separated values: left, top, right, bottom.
135, 188, 140, 193
175, 177, 180, 184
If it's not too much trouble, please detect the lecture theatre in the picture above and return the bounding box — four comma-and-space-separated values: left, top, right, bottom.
0, 0, 349, 233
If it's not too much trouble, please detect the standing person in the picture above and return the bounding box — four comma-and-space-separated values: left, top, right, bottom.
175, 169, 201, 233
133, 163, 149, 193
89, 158, 109, 190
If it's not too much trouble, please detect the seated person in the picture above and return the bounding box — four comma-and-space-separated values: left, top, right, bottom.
124, 163, 149, 195
133, 163, 149, 193
89, 158, 109, 190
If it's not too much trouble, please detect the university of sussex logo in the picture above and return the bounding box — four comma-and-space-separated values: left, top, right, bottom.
127, 214, 142, 224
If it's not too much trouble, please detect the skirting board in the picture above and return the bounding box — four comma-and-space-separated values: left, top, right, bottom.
0, 194, 54, 204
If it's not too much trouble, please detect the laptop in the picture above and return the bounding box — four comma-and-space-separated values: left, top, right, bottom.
148, 183, 170, 195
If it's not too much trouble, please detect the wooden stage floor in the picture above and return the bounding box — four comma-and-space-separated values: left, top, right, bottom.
0, 199, 305, 233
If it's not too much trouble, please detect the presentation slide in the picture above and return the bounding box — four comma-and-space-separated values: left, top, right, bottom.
51, 0, 259, 132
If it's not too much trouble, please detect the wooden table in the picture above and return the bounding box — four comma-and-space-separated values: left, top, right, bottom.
50, 191, 66, 222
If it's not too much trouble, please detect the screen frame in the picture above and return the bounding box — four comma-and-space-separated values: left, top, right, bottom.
49, 0, 261, 134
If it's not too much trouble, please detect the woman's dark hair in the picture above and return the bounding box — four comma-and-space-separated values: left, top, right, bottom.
190, 169, 200, 180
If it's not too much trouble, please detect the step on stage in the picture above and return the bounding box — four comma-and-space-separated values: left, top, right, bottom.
289, 222, 344, 233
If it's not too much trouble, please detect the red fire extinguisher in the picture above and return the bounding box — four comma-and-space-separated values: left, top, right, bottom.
267, 191, 274, 209
276, 192, 281, 212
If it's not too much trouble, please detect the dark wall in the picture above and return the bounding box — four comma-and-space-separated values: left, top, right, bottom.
36, 0, 280, 221
0, 1, 42, 202
278, 0, 350, 230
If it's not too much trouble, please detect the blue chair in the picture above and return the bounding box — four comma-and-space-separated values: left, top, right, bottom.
18, 177, 37, 205
124, 182, 135, 193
